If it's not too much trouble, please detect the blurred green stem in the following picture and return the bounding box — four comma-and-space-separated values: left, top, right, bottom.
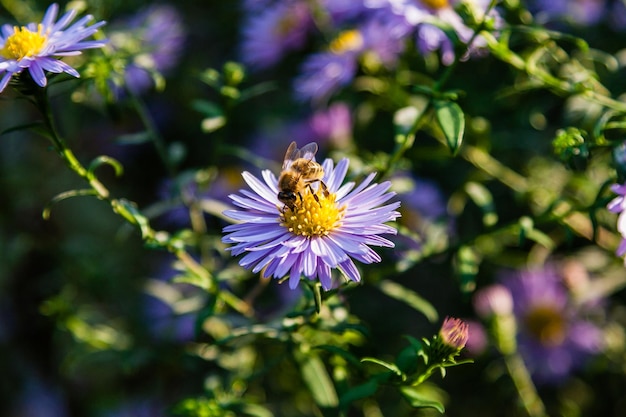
32, 87, 253, 317
128, 90, 177, 176
503, 353, 548, 417
382, 0, 498, 179
483, 31, 626, 114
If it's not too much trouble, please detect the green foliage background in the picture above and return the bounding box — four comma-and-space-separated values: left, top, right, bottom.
1, 0, 626, 416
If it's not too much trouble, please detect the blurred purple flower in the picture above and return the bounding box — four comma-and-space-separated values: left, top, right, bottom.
103, 399, 167, 417
142, 293, 197, 344
394, 173, 448, 226
608, 1, 626, 30
365, 0, 500, 65
321, 0, 372, 24
11, 374, 68, 417
607, 183, 626, 258
156, 169, 244, 227
222, 157, 400, 290
241, 0, 275, 12
109, 4, 186, 95
473, 283, 514, 318
142, 257, 205, 344
294, 18, 406, 103
528, 0, 607, 27
294, 47, 359, 104
500, 265, 605, 385
308, 102, 353, 148
0, 3, 106, 92
240, 1, 313, 70
389, 172, 453, 258
464, 319, 488, 356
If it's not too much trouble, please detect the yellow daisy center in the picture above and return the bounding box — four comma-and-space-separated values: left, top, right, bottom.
329, 30, 364, 54
524, 305, 566, 346
280, 187, 345, 237
1, 25, 47, 60
276, 13, 299, 37
422, 0, 449, 10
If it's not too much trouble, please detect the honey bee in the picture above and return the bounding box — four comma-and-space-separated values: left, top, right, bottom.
277, 141, 329, 211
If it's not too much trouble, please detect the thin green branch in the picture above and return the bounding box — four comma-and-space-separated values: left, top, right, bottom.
503, 353, 548, 417
30, 86, 253, 318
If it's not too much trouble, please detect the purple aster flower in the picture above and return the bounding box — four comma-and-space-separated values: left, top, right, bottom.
389, 172, 454, 259
103, 398, 167, 417
528, 0, 607, 27
240, 1, 313, 70
294, 20, 405, 103
321, 0, 372, 24
608, 1, 626, 31
499, 265, 605, 385
607, 183, 626, 258
464, 319, 488, 356
308, 102, 353, 148
473, 283, 514, 318
365, 0, 500, 65
11, 373, 68, 417
393, 172, 448, 226
109, 4, 186, 95
155, 168, 244, 227
222, 145, 400, 290
0, 3, 106, 93
241, 0, 275, 12
294, 49, 359, 104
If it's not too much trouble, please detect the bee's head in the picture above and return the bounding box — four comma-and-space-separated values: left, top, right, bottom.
278, 191, 297, 207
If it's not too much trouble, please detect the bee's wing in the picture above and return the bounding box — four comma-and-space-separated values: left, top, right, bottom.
282, 141, 299, 169
299, 142, 318, 161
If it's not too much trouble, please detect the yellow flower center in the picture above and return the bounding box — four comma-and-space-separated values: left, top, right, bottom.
280, 187, 345, 237
1, 25, 47, 60
422, 0, 449, 9
276, 13, 299, 37
524, 305, 566, 346
329, 30, 364, 54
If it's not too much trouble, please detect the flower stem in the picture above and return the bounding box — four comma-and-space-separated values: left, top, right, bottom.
31, 86, 253, 317
128, 90, 177, 176
503, 352, 548, 417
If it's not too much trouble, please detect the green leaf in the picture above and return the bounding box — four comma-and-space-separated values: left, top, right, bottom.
115, 131, 152, 145
361, 357, 404, 378
1, 120, 51, 139
455, 245, 481, 293
192, 99, 224, 117
339, 379, 379, 408
296, 351, 339, 408
314, 345, 363, 368
191, 99, 227, 132
112, 199, 153, 240
235, 403, 275, 417
393, 102, 427, 136
173, 272, 212, 291
313, 282, 323, 314
377, 280, 438, 322
201, 116, 226, 133
518, 216, 554, 249
399, 386, 445, 413
464, 182, 498, 227
395, 345, 420, 375
239, 81, 278, 102
434, 100, 465, 155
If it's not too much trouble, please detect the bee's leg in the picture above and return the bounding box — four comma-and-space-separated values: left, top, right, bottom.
319, 180, 329, 197
306, 183, 322, 207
